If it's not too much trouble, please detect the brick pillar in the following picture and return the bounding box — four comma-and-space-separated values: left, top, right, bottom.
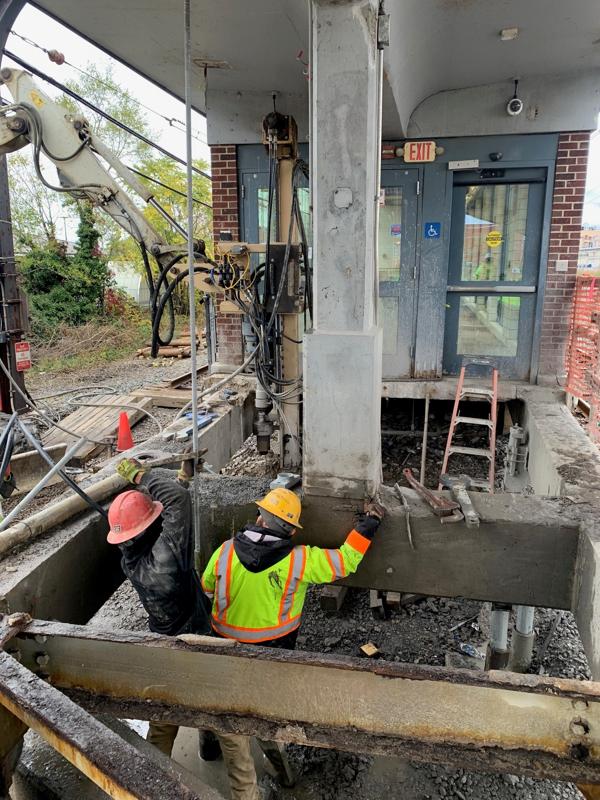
538, 132, 590, 384
210, 145, 244, 368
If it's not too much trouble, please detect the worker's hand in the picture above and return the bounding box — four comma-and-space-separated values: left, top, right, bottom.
354, 501, 386, 540
177, 445, 196, 484
364, 501, 386, 521
116, 458, 145, 485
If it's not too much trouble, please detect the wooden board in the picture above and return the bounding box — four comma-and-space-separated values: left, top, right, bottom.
156, 362, 209, 390
130, 388, 193, 408
42, 395, 154, 462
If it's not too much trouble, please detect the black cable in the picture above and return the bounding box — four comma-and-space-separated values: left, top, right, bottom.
128, 166, 212, 210
2, 49, 212, 181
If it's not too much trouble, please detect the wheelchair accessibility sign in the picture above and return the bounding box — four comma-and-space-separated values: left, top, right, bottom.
424, 222, 441, 239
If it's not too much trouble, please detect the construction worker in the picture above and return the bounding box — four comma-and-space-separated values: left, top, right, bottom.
201, 487, 386, 800
107, 456, 221, 762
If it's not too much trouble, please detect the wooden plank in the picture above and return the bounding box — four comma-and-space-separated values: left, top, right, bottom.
156, 362, 209, 389
130, 388, 191, 408
42, 395, 154, 461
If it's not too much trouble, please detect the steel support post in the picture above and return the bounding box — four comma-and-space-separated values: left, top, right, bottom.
9, 618, 600, 784
486, 604, 511, 670
509, 605, 536, 673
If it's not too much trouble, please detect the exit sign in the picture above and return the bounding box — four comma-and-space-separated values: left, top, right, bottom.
402, 140, 437, 163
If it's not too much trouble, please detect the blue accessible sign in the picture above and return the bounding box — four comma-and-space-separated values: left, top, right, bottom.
424, 222, 441, 239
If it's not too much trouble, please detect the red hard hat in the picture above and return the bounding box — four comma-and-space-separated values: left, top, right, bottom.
107, 490, 163, 545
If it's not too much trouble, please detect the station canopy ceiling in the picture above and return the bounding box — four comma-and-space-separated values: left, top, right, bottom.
27, 0, 600, 131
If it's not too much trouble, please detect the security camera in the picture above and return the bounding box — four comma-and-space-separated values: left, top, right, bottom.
506, 97, 523, 116
506, 79, 523, 116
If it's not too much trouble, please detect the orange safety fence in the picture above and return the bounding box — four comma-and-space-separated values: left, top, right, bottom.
565, 275, 600, 404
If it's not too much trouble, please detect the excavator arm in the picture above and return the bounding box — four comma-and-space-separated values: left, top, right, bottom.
0, 67, 189, 271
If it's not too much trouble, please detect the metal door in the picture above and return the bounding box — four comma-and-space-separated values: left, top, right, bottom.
379, 168, 419, 379
443, 169, 546, 380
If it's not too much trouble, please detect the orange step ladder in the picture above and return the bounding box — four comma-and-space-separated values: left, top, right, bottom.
439, 360, 499, 493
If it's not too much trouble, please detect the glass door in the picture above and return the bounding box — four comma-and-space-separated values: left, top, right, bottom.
443, 170, 546, 379
379, 169, 419, 379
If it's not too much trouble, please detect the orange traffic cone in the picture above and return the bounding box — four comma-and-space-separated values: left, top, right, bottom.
116, 411, 134, 452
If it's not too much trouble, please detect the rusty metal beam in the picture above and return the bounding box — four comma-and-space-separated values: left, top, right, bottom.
0, 647, 211, 800
11, 619, 600, 784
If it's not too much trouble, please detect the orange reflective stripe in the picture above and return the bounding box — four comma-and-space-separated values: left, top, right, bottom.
278, 549, 296, 623
223, 539, 235, 624
278, 546, 307, 623
324, 549, 337, 581
215, 541, 233, 619
346, 529, 371, 555
211, 615, 302, 643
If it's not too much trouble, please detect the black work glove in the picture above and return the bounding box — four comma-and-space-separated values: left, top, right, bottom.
354, 501, 386, 540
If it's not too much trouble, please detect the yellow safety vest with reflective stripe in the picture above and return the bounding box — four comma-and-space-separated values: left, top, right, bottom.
201, 529, 371, 643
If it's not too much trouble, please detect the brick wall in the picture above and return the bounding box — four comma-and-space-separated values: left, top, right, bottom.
211, 145, 243, 366
538, 131, 590, 383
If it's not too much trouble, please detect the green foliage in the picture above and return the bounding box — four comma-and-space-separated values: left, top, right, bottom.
20, 204, 111, 337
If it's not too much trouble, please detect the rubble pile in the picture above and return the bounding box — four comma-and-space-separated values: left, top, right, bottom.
220, 434, 280, 478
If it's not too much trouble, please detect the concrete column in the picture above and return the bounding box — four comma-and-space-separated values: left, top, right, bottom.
303, 0, 383, 498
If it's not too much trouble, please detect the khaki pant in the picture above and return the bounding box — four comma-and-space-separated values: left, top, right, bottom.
147, 721, 179, 756
218, 732, 261, 800
147, 723, 261, 800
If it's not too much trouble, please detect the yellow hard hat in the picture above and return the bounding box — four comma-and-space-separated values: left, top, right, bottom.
256, 487, 302, 529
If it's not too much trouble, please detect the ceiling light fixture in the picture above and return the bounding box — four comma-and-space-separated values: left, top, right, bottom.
193, 58, 231, 70
500, 27, 519, 41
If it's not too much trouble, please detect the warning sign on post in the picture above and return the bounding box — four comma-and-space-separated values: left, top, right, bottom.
486, 230, 503, 248
15, 341, 31, 371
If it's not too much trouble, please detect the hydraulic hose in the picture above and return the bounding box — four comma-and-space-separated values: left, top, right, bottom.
149, 262, 210, 358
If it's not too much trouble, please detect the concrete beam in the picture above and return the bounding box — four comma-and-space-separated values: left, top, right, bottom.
12, 619, 600, 784
574, 521, 600, 680
304, 0, 383, 498
297, 486, 580, 608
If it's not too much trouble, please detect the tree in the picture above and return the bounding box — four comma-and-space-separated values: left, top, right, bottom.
111, 155, 212, 270
20, 203, 110, 336
8, 151, 65, 247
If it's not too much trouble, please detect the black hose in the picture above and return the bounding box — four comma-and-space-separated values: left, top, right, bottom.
150, 263, 210, 357
16, 419, 109, 520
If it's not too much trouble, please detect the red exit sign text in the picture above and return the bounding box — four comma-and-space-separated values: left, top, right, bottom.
403, 140, 436, 163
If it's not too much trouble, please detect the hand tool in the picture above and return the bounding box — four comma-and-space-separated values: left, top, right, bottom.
393, 483, 415, 550
402, 468, 460, 517
439, 473, 480, 528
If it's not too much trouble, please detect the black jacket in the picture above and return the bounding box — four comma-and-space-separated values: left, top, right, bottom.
118, 469, 211, 636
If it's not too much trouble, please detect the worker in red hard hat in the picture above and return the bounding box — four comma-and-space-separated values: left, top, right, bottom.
107, 456, 220, 762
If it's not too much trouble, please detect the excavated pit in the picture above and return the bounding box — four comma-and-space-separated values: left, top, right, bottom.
8, 396, 592, 800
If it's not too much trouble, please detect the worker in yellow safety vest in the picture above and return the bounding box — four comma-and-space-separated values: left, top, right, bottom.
201, 487, 385, 800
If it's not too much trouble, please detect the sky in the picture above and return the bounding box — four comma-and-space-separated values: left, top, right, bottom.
583, 128, 600, 227
1, 3, 210, 165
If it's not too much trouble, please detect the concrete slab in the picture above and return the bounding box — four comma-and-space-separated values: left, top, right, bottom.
524, 393, 600, 503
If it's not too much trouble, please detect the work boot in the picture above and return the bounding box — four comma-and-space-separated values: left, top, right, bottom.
198, 729, 222, 761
